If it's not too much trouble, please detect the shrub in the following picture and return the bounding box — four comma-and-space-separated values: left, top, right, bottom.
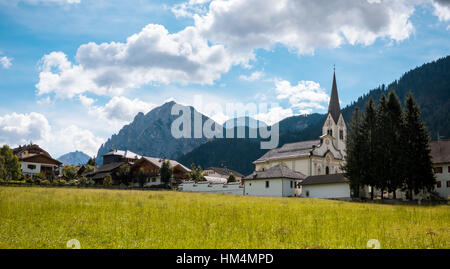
103, 174, 112, 186
25, 177, 34, 184
87, 178, 95, 186
68, 180, 77, 186
41, 180, 50, 186
58, 179, 67, 186
78, 176, 87, 187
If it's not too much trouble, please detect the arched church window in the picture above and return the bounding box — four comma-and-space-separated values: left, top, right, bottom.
339, 130, 344, 140
318, 167, 321, 175
327, 129, 332, 136
326, 166, 330, 175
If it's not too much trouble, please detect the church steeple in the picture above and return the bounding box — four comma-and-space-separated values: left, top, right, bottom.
328, 70, 341, 123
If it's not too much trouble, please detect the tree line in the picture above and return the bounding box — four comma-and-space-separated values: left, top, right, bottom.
343, 91, 436, 200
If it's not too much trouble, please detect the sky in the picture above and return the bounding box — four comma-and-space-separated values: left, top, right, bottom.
0, 0, 449, 158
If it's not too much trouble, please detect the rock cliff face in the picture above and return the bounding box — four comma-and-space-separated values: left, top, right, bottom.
95, 101, 212, 165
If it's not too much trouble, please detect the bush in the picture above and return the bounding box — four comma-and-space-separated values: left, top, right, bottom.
41, 180, 50, 186
103, 174, 112, 186
68, 180, 77, 186
87, 178, 95, 186
77, 176, 87, 187
58, 179, 67, 186
25, 177, 34, 184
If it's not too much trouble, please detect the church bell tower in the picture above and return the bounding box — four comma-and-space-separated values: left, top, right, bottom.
322, 69, 346, 153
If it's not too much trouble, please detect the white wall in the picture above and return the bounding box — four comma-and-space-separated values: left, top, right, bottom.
244, 178, 301, 197
21, 161, 42, 175
433, 163, 450, 200
179, 182, 244, 195
301, 183, 350, 199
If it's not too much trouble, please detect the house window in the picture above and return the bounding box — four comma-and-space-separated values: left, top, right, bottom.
327, 129, 333, 136
265, 181, 269, 188
447, 181, 450, 188
290, 181, 293, 188
326, 166, 330, 175
448, 166, 450, 173
339, 130, 344, 140
27, 164, 36, 170
433, 167, 443, 173
436, 181, 441, 188
306, 190, 310, 197
151, 178, 156, 182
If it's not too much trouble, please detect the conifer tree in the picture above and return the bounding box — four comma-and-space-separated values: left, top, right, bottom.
343, 108, 364, 198
402, 92, 436, 197
386, 91, 404, 199
361, 98, 377, 199
374, 94, 390, 199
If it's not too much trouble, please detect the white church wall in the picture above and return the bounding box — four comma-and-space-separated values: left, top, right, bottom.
179, 182, 244, 195
244, 178, 300, 197
301, 183, 351, 199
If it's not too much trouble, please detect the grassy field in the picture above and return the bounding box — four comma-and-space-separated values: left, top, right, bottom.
0, 186, 448, 249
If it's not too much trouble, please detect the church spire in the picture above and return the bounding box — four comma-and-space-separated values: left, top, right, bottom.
328, 69, 341, 123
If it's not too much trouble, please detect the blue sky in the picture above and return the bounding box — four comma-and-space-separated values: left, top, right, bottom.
0, 0, 449, 157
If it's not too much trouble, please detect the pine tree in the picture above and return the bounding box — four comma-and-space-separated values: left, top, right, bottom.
402, 92, 436, 197
374, 94, 390, 199
343, 107, 364, 198
386, 91, 404, 199
361, 98, 377, 199
160, 161, 173, 187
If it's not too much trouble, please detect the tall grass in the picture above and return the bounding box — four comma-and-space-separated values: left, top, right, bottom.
0, 186, 448, 249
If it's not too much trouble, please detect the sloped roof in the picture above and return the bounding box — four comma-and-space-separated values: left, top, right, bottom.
430, 140, 450, 164
205, 167, 244, 178
13, 144, 52, 159
20, 153, 62, 166
254, 140, 320, 163
244, 164, 307, 180
328, 71, 341, 123
85, 162, 125, 176
103, 149, 141, 159
301, 173, 349, 185
141, 157, 191, 172
204, 176, 228, 184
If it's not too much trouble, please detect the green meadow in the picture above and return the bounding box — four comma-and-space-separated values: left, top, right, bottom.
0, 186, 448, 249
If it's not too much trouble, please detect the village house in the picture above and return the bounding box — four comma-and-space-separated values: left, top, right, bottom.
130, 156, 191, 187
13, 144, 62, 179
245, 71, 351, 198
203, 167, 244, 183
244, 164, 305, 197
86, 149, 191, 186
430, 139, 450, 200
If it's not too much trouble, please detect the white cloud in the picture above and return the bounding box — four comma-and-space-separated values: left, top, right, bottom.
239, 71, 263, 81
275, 79, 330, 111
193, 0, 416, 64
171, 0, 211, 18
0, 112, 102, 157
49, 125, 103, 157
36, 24, 233, 98
254, 106, 294, 125
88, 96, 155, 123
0, 56, 12, 69
78, 94, 95, 107
432, 0, 450, 21
0, 112, 51, 145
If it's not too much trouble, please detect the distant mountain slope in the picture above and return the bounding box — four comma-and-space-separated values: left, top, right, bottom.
178, 114, 324, 175
58, 151, 91, 166
178, 55, 450, 175
95, 101, 213, 165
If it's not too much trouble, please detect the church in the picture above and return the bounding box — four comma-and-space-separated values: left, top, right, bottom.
244, 71, 351, 198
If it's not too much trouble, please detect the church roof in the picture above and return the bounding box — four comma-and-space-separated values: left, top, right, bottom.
244, 164, 307, 180
328, 71, 341, 123
301, 173, 349, 185
253, 140, 320, 163
430, 139, 450, 164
